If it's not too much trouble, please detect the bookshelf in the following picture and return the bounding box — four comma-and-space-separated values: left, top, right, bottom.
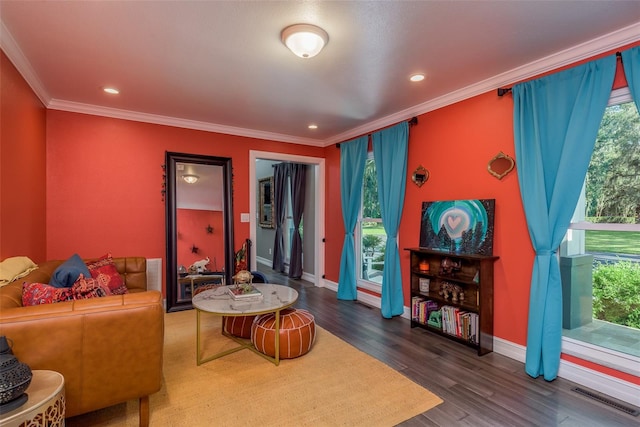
406, 247, 499, 356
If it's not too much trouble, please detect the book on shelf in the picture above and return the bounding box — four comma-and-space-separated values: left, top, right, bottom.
227, 285, 262, 300
440, 306, 479, 344
411, 296, 438, 324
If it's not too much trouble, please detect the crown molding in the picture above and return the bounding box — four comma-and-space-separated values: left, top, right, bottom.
326, 21, 640, 146
47, 99, 325, 147
0, 21, 50, 106
3, 16, 639, 148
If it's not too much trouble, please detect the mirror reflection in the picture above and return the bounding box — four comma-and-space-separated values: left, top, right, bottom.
259, 176, 274, 228
166, 152, 234, 312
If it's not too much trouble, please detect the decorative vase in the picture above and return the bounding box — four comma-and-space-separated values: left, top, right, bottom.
0, 336, 32, 414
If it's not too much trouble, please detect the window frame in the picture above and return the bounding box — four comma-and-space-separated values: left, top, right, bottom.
356, 153, 385, 292
561, 85, 640, 374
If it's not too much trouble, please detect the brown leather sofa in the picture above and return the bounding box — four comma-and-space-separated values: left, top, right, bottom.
0, 257, 163, 426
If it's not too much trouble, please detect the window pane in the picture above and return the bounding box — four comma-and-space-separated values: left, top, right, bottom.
586, 102, 640, 225
358, 157, 386, 284
360, 221, 386, 283
562, 97, 640, 361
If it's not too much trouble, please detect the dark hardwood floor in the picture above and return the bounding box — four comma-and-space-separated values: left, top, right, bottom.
258, 267, 638, 427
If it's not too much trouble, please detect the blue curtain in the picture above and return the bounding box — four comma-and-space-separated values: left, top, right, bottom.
513, 55, 616, 380
622, 47, 640, 109
337, 136, 368, 300
372, 122, 409, 318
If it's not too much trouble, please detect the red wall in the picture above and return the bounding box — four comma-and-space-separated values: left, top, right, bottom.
5, 40, 637, 387
176, 209, 224, 271
322, 43, 639, 385
0, 52, 47, 262
44, 110, 324, 284
323, 92, 533, 346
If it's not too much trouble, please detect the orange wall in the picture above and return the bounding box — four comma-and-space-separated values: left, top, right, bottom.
45, 110, 324, 281
323, 92, 533, 346
0, 52, 47, 262
322, 44, 639, 386
5, 40, 637, 387
177, 209, 224, 270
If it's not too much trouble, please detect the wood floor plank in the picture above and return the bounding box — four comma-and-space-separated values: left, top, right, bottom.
258, 268, 639, 426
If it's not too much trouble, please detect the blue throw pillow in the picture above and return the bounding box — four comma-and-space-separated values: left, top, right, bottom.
49, 254, 91, 288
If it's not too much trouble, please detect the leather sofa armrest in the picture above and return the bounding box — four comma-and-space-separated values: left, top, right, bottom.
0, 290, 164, 417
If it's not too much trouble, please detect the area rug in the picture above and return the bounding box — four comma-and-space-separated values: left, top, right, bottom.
67, 309, 442, 426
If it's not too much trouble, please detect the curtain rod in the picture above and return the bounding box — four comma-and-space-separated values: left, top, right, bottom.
497, 52, 623, 97
335, 116, 418, 148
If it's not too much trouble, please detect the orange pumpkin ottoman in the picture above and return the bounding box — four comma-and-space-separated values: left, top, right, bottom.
223, 315, 256, 338
251, 308, 316, 359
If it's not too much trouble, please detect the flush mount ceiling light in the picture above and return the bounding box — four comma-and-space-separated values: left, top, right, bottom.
182, 174, 199, 184
281, 24, 329, 59
410, 74, 425, 82
103, 87, 120, 94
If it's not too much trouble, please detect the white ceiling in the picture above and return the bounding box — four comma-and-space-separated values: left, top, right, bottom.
1, 1, 639, 146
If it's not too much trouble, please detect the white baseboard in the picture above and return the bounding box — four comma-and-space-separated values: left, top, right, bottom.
301, 271, 315, 283
256, 256, 271, 267
558, 359, 640, 407
320, 279, 639, 407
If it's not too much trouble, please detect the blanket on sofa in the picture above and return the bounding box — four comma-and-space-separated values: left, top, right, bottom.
0, 256, 37, 287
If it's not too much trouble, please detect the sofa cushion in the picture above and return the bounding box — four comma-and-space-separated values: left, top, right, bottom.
22, 282, 74, 306
49, 253, 92, 288
86, 254, 128, 295
71, 276, 111, 299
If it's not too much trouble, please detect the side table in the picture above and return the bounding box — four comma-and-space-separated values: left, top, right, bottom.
0, 370, 65, 427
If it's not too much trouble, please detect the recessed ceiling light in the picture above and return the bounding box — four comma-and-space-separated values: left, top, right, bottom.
308, 124, 318, 129
409, 74, 425, 82
103, 87, 120, 94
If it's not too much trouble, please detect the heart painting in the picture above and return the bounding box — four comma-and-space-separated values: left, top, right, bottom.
419, 199, 495, 255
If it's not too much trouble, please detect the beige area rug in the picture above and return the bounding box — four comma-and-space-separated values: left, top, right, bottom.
67, 310, 442, 426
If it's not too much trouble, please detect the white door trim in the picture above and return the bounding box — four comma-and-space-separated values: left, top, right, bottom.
249, 150, 325, 287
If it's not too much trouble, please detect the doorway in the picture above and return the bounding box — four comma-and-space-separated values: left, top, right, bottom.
249, 151, 325, 287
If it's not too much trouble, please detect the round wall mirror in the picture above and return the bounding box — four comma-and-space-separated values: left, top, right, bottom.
412, 165, 429, 187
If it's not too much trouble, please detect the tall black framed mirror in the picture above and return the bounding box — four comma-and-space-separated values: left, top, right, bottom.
165, 152, 234, 312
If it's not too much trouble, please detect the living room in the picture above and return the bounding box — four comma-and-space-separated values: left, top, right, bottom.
1, 2, 639, 425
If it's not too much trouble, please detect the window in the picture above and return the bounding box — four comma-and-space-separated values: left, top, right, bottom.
356, 156, 387, 288
561, 87, 640, 372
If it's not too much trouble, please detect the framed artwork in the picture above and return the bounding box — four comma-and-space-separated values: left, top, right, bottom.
419, 199, 495, 255
259, 177, 274, 228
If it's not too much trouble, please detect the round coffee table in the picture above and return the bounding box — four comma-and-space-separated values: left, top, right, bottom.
192, 283, 298, 366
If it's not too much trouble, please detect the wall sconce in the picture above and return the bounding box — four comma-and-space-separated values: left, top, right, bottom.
281, 24, 329, 59
182, 174, 199, 184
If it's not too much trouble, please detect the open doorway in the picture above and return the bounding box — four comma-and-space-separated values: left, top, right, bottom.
249, 151, 325, 287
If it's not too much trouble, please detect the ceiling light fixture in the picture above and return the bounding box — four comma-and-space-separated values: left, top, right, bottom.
103, 87, 120, 94
308, 124, 318, 130
182, 174, 199, 184
281, 24, 329, 59
410, 74, 425, 82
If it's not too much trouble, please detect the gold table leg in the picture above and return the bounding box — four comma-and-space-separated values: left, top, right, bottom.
196, 310, 283, 366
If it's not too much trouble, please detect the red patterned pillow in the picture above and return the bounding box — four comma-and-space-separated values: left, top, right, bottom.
71, 275, 111, 300
22, 282, 73, 306
85, 254, 128, 295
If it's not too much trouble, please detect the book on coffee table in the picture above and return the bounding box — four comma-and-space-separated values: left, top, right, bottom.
227, 286, 262, 300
